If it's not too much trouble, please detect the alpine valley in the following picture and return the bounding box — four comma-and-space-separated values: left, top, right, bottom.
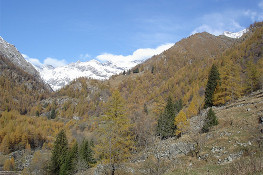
1, 22, 263, 175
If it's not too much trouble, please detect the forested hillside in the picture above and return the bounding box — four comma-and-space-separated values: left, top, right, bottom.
1, 22, 263, 174
0, 55, 51, 113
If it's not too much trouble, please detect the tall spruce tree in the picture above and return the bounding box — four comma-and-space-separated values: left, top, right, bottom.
79, 139, 96, 168
204, 64, 220, 108
156, 97, 176, 139
62, 142, 78, 175
50, 130, 69, 175
202, 108, 218, 133
174, 99, 183, 113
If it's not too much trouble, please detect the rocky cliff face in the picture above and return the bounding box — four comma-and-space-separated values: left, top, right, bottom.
0, 36, 52, 91
0, 36, 39, 77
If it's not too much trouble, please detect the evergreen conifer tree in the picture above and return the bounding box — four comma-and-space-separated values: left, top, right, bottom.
151, 66, 155, 74
79, 139, 96, 168
202, 108, 218, 133
50, 130, 68, 175
50, 108, 56, 119
61, 142, 78, 175
204, 64, 220, 108
144, 103, 148, 115
174, 99, 183, 113
133, 67, 139, 73
156, 97, 176, 139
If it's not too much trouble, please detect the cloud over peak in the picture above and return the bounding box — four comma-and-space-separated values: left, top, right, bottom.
191, 3, 263, 36
22, 54, 67, 68
24, 43, 174, 69
96, 43, 174, 67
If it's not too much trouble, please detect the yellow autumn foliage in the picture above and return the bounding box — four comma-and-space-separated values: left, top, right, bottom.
174, 110, 189, 136
95, 90, 134, 166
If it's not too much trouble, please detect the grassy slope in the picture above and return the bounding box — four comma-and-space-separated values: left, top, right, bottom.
165, 90, 263, 175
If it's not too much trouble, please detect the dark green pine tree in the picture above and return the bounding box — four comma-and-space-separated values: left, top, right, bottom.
202, 108, 218, 133
156, 97, 176, 139
151, 66, 155, 74
133, 67, 139, 73
65, 142, 79, 175
50, 108, 56, 119
204, 64, 220, 108
144, 103, 148, 115
174, 99, 183, 113
59, 164, 67, 175
79, 139, 96, 168
62, 142, 78, 175
50, 130, 69, 175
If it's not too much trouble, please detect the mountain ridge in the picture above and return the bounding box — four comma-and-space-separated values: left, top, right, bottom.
0, 36, 40, 78
32, 28, 247, 91
0, 22, 263, 174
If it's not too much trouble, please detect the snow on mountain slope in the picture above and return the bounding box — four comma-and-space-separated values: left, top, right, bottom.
35, 59, 141, 91
223, 29, 248, 39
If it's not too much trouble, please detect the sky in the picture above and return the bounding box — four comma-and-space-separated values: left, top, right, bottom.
0, 0, 263, 68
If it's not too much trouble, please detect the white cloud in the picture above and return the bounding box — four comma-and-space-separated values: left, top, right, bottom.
23, 54, 67, 68
191, 3, 263, 36
79, 53, 90, 60
24, 44, 173, 69
244, 10, 259, 21
22, 54, 43, 67
191, 24, 224, 36
43, 57, 67, 67
191, 12, 246, 36
96, 43, 173, 67
259, 0, 263, 10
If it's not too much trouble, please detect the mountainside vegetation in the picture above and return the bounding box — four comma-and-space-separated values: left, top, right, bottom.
0, 22, 263, 174
0, 55, 51, 114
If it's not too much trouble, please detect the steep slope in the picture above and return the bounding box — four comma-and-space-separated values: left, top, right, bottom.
162, 90, 263, 175
0, 52, 52, 114
0, 36, 40, 78
31, 29, 247, 91
49, 31, 237, 121
105, 90, 263, 175
49, 23, 263, 138
0, 36, 52, 92
113, 32, 236, 116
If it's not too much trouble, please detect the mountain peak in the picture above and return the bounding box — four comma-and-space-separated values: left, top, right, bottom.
37, 59, 126, 91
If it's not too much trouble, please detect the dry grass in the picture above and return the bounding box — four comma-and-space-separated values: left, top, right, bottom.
221, 155, 263, 175
165, 90, 263, 175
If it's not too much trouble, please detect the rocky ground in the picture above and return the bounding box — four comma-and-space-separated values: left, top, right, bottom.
90, 90, 263, 175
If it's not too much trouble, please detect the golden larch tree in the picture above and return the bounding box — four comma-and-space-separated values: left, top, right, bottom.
95, 90, 134, 175
174, 110, 189, 136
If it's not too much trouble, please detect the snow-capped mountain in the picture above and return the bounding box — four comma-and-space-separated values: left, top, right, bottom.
222, 29, 248, 39
35, 59, 142, 91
